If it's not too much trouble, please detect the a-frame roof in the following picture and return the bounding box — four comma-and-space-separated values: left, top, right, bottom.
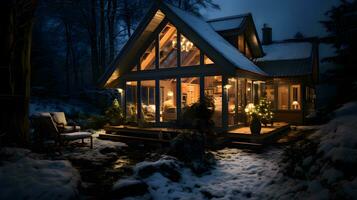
100, 2, 266, 88
206, 13, 264, 58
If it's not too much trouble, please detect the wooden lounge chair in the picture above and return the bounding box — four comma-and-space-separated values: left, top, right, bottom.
32, 113, 93, 149
50, 112, 81, 133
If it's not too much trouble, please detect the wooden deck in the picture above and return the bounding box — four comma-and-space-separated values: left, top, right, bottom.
99, 122, 291, 148
225, 122, 291, 146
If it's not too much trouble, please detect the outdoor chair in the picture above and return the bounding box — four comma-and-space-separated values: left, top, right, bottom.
50, 112, 81, 133
32, 113, 93, 149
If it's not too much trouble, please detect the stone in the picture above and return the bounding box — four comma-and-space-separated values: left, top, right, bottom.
112, 178, 149, 199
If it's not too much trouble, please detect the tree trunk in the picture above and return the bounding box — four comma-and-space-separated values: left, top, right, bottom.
99, 0, 106, 73
0, 0, 36, 146
90, 0, 99, 84
123, 0, 132, 37
64, 22, 72, 93
107, 0, 117, 63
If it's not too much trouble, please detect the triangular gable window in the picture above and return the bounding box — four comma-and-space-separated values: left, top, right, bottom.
159, 23, 178, 68
180, 34, 200, 67
138, 22, 213, 71
140, 39, 156, 70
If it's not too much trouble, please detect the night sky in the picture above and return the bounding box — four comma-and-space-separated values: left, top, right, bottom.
202, 0, 340, 40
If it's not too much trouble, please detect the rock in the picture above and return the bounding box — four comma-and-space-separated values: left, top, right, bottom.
135, 157, 182, 182
99, 147, 118, 154
159, 163, 181, 182
137, 164, 157, 179
112, 178, 149, 199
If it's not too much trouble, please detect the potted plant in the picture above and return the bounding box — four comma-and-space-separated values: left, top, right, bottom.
250, 113, 261, 135
244, 103, 261, 135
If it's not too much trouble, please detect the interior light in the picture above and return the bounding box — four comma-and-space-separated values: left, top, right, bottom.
167, 91, 174, 97
224, 84, 232, 90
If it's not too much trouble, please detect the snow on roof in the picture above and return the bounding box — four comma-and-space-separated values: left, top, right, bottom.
165, 4, 266, 75
257, 42, 312, 62
207, 16, 245, 31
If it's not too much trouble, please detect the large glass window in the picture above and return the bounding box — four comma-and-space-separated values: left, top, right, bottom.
204, 76, 222, 127
204, 55, 214, 64
290, 85, 301, 110
227, 78, 237, 126
246, 80, 253, 104
181, 77, 200, 109
141, 40, 156, 70
180, 35, 200, 67
237, 78, 246, 125
266, 84, 275, 109
278, 84, 289, 110
253, 82, 260, 104
160, 79, 177, 122
141, 80, 156, 122
126, 81, 137, 122
159, 23, 177, 69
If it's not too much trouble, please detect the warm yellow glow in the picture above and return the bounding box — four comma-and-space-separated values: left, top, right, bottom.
224, 84, 232, 90
167, 91, 174, 97
126, 82, 132, 85
244, 103, 256, 115
117, 88, 123, 93
292, 101, 300, 110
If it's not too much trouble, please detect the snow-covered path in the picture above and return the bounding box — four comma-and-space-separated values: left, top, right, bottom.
123, 148, 283, 200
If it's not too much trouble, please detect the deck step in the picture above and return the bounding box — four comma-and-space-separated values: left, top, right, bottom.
229, 141, 264, 149
99, 133, 170, 144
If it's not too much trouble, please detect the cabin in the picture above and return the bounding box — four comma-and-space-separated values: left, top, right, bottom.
99, 2, 318, 133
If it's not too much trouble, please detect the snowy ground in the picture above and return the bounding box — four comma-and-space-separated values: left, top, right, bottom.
114, 102, 357, 200
3, 102, 357, 199
0, 148, 80, 200
114, 148, 283, 200
62, 130, 127, 165
0, 132, 128, 200
30, 97, 100, 116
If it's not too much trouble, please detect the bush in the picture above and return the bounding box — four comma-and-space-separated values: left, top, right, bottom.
105, 99, 124, 125
181, 96, 215, 134
82, 99, 124, 129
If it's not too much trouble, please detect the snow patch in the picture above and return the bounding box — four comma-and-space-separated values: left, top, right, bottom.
257, 42, 312, 61
0, 148, 80, 200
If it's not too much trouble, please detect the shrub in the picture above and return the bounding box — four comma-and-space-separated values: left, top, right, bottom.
256, 97, 274, 126
181, 96, 215, 134
105, 99, 124, 125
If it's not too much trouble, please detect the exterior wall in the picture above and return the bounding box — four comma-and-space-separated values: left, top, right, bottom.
274, 111, 304, 124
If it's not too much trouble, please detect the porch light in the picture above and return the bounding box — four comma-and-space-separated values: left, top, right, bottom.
117, 88, 123, 93
224, 84, 232, 90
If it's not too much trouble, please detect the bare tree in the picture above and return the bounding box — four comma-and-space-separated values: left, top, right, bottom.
0, 0, 37, 146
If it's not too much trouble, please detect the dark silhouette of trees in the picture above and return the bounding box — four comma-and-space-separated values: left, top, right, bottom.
321, 0, 357, 103
0, 0, 37, 146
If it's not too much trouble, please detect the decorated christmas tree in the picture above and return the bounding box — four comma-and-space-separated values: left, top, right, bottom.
256, 97, 274, 126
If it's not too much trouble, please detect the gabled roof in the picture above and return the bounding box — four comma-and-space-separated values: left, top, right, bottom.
207, 14, 249, 32
207, 13, 264, 58
256, 42, 315, 77
258, 59, 313, 77
99, 2, 266, 87
165, 4, 266, 75
257, 42, 312, 62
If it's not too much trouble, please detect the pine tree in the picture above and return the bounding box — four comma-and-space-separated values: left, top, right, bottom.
256, 97, 274, 126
